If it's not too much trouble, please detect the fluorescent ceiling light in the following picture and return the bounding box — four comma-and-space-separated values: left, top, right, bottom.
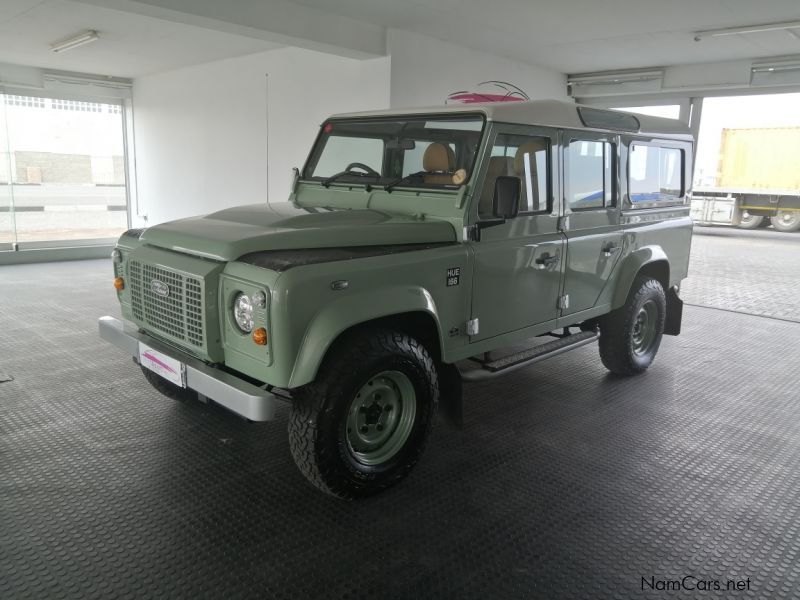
568, 70, 664, 86
751, 60, 800, 73
694, 20, 800, 41
50, 30, 99, 53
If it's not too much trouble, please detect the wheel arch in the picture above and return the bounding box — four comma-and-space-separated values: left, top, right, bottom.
612, 246, 670, 310
288, 286, 444, 389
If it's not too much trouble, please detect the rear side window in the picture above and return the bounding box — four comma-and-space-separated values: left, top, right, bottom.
566, 140, 615, 211
629, 144, 683, 203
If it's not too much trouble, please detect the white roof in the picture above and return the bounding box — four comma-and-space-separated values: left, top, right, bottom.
332, 99, 692, 140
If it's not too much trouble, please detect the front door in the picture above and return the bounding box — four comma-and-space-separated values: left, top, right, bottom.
560, 131, 623, 317
469, 125, 564, 342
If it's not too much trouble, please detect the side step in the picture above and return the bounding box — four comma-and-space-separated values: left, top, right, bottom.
460, 331, 599, 382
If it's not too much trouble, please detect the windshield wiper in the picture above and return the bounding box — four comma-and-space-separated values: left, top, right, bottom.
384, 171, 427, 193
322, 170, 380, 190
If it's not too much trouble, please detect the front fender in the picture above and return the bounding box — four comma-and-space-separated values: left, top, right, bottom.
288, 285, 440, 388
611, 245, 669, 309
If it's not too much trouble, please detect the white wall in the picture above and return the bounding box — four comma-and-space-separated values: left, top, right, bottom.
132, 30, 567, 225
387, 29, 567, 108
132, 47, 389, 225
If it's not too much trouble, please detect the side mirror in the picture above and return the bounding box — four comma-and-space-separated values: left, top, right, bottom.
492, 176, 520, 219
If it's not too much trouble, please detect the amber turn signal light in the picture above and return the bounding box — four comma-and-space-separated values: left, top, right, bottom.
252, 327, 268, 346
113, 277, 125, 291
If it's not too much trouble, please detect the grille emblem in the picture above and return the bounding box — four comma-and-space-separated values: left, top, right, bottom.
150, 279, 170, 297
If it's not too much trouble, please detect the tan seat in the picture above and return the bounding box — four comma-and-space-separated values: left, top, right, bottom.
514, 140, 547, 212
478, 156, 513, 217
423, 143, 456, 185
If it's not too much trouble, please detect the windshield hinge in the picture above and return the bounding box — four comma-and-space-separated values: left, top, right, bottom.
558, 295, 570, 310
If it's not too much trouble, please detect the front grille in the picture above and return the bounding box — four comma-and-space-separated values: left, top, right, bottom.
129, 261, 205, 347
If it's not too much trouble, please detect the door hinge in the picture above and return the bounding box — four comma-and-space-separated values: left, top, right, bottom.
466, 318, 480, 336
557, 216, 570, 232
558, 295, 570, 310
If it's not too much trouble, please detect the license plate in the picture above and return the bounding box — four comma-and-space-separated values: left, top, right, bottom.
138, 342, 186, 388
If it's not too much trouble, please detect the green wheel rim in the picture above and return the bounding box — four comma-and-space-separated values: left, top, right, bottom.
632, 300, 658, 357
345, 370, 417, 466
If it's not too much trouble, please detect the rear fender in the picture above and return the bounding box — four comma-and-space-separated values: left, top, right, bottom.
611, 246, 669, 309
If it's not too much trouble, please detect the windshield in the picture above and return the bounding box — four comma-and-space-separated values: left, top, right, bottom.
303, 114, 485, 190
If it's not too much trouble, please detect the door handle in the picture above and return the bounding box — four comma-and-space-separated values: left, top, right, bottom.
535, 254, 559, 270
602, 244, 620, 257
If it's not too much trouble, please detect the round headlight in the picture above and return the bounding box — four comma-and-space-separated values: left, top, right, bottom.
233, 292, 254, 333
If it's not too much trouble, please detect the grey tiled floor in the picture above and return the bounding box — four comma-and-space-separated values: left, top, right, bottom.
682, 227, 800, 322
1, 228, 799, 600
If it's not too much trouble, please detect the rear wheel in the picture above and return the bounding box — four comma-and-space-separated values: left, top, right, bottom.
599, 277, 666, 375
771, 211, 800, 232
738, 211, 764, 230
288, 329, 438, 499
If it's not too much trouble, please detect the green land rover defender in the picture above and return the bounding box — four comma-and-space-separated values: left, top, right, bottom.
100, 100, 693, 498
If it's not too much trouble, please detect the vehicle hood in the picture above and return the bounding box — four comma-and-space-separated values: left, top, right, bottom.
138, 203, 457, 261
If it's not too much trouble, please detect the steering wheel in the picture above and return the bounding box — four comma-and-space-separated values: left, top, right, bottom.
345, 162, 380, 177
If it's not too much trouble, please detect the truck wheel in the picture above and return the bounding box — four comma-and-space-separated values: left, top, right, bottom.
738, 211, 764, 230
288, 329, 438, 499
771, 211, 800, 232
140, 366, 197, 402
599, 277, 666, 376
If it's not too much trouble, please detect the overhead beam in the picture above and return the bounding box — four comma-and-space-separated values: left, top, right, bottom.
74, 0, 387, 59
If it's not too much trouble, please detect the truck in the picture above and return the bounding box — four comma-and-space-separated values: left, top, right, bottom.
99, 100, 693, 498
691, 126, 800, 232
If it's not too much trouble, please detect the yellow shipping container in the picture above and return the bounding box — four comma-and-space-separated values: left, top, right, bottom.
717, 127, 800, 191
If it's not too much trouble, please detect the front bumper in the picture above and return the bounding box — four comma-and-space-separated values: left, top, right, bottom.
98, 316, 286, 421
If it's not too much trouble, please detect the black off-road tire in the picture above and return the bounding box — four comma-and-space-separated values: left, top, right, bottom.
140, 366, 197, 402
288, 329, 438, 499
598, 277, 666, 376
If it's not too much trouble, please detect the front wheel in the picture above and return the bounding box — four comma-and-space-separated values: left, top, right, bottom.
598, 277, 666, 376
771, 211, 800, 232
288, 329, 438, 499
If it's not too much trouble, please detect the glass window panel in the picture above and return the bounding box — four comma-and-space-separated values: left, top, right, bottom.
3, 94, 128, 243
0, 93, 16, 246
611, 105, 681, 120
305, 116, 484, 189
312, 136, 384, 177
402, 142, 455, 176
629, 144, 683, 203
478, 133, 549, 217
567, 140, 614, 210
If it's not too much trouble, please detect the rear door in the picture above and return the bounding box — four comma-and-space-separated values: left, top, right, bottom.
560, 131, 623, 316
469, 124, 564, 341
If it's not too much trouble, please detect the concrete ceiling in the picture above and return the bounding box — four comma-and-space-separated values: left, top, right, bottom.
0, 0, 799, 79
0, 0, 283, 78
286, 0, 800, 73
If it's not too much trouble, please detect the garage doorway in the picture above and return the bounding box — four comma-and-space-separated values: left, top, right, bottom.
695, 92, 800, 188
0, 91, 129, 250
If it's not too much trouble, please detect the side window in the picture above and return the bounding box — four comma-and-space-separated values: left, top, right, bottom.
629, 144, 683, 203
566, 140, 615, 211
478, 133, 549, 218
